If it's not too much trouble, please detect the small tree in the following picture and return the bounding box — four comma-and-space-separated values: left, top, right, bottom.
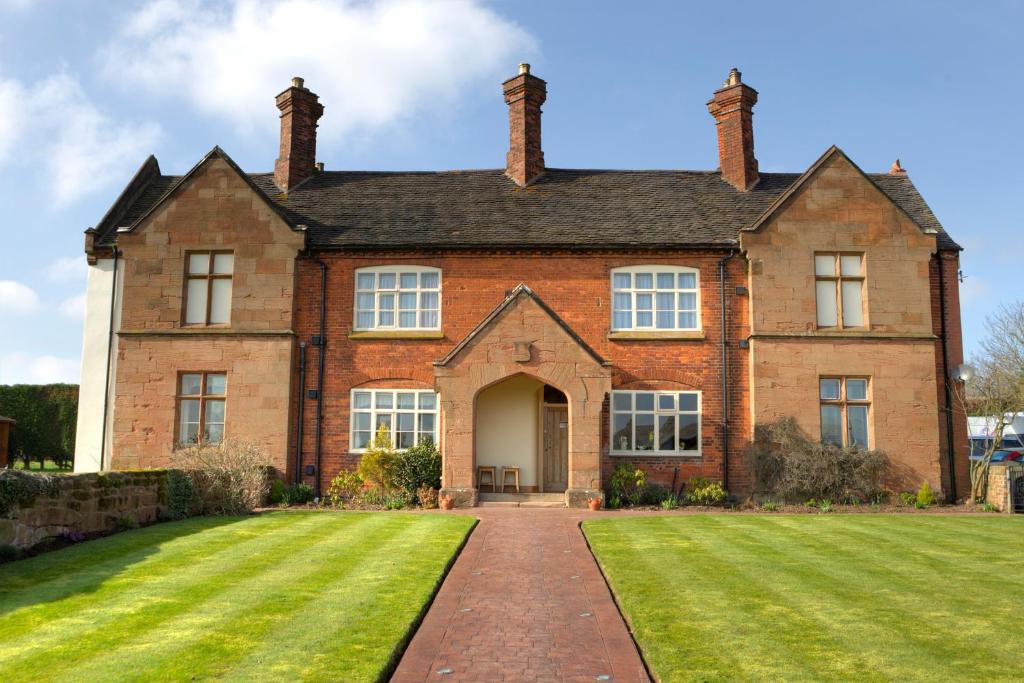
959, 302, 1024, 502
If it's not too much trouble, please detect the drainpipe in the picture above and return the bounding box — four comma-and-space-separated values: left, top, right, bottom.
312, 256, 328, 498
295, 341, 307, 485
936, 252, 958, 502
98, 247, 119, 471
718, 250, 737, 491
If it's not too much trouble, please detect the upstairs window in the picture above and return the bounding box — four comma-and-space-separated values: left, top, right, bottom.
184, 251, 233, 325
815, 253, 864, 328
177, 372, 226, 445
819, 377, 870, 448
610, 390, 701, 456
611, 266, 700, 331
354, 266, 441, 331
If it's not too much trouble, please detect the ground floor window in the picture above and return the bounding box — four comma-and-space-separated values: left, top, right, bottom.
819, 377, 870, 448
350, 389, 438, 451
610, 390, 701, 456
177, 372, 226, 445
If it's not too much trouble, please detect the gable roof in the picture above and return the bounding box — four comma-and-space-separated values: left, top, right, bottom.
435, 283, 609, 367
91, 149, 960, 251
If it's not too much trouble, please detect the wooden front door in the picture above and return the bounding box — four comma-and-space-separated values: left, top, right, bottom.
543, 406, 569, 492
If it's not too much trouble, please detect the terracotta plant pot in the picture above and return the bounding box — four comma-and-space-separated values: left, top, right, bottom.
439, 495, 455, 510
587, 498, 602, 511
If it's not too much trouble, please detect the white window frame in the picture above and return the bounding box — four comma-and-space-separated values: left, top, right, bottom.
353, 266, 441, 331
610, 266, 701, 332
609, 390, 702, 457
349, 388, 439, 452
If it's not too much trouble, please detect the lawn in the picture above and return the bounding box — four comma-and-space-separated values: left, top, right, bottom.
0, 511, 475, 682
584, 515, 1024, 683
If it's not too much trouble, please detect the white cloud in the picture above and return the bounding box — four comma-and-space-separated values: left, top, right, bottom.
0, 71, 161, 205
46, 255, 88, 283
58, 292, 87, 320
0, 352, 79, 385
0, 280, 39, 313
102, 0, 536, 140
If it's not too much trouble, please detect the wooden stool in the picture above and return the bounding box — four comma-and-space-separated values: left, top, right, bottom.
477, 466, 497, 492
500, 466, 520, 493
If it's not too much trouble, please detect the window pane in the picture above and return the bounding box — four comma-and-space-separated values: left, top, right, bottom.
678, 393, 698, 412
679, 414, 699, 450
612, 273, 631, 289
353, 412, 371, 431
205, 399, 225, 424
612, 413, 632, 451
678, 292, 697, 311
209, 278, 232, 324
636, 293, 652, 310
420, 291, 438, 310
612, 392, 631, 411
399, 312, 417, 328
378, 273, 396, 289
636, 311, 653, 327
399, 291, 417, 310
356, 272, 375, 289
375, 392, 393, 409
655, 293, 674, 329
399, 272, 417, 288
418, 413, 435, 435
816, 280, 838, 326
418, 392, 436, 410
181, 374, 202, 395
180, 398, 200, 422
678, 272, 696, 289
396, 392, 415, 409
206, 374, 226, 396
420, 310, 438, 328
396, 431, 414, 449
635, 393, 654, 411
378, 294, 395, 326
820, 405, 843, 446
420, 271, 439, 289
353, 392, 371, 409
840, 254, 862, 276
848, 406, 869, 447
185, 279, 208, 324
635, 273, 653, 289
635, 413, 655, 450
353, 431, 371, 449
188, 253, 209, 275
180, 421, 200, 445
356, 292, 375, 310
658, 414, 676, 451
356, 312, 375, 329
656, 310, 674, 329
212, 253, 234, 274
841, 281, 863, 327
819, 378, 841, 400
612, 292, 632, 330
656, 273, 675, 289
815, 254, 836, 276
658, 394, 675, 410
846, 379, 868, 401
375, 414, 393, 432
396, 412, 414, 431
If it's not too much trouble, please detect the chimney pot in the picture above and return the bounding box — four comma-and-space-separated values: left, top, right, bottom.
889, 158, 907, 175
275, 78, 324, 191
502, 64, 547, 187
292, 76, 304, 89
707, 68, 759, 191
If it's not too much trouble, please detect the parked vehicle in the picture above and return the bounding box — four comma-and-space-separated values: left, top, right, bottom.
968, 415, 1024, 460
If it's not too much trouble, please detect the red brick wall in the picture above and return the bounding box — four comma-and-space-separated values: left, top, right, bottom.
290, 250, 751, 494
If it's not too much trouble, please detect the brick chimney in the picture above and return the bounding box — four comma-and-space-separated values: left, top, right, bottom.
707, 68, 759, 191
274, 76, 324, 192
502, 63, 546, 187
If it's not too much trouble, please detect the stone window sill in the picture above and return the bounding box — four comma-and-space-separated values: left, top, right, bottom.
348, 330, 445, 340
609, 451, 702, 458
607, 330, 706, 341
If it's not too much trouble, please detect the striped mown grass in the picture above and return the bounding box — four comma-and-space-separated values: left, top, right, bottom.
0, 511, 475, 682
584, 515, 1024, 683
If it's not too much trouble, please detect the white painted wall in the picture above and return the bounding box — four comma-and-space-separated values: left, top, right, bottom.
475, 375, 540, 487
73, 258, 120, 472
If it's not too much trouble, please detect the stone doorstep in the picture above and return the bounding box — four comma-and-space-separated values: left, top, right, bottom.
478, 492, 567, 508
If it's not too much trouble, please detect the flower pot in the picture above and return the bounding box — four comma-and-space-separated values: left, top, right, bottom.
587, 498, 602, 511
439, 495, 455, 510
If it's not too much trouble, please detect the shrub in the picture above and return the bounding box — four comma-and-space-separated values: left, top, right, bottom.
357, 425, 398, 491
817, 499, 834, 513
268, 479, 286, 505
607, 463, 647, 506
327, 469, 363, 506
899, 491, 917, 507
0, 544, 20, 563
660, 494, 680, 510
641, 484, 673, 506
171, 438, 270, 515
114, 516, 139, 531
606, 495, 622, 510
383, 489, 415, 510
282, 483, 315, 506
416, 485, 439, 509
761, 500, 780, 512
685, 477, 727, 506
982, 501, 999, 513
743, 417, 889, 503
0, 383, 78, 470
916, 481, 936, 507
166, 469, 196, 519
393, 439, 442, 494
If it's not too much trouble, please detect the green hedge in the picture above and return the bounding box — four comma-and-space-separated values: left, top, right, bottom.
0, 384, 78, 469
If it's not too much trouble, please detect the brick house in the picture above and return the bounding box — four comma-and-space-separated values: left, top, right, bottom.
73, 66, 969, 506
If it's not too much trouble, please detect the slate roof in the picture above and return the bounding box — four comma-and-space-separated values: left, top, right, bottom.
93, 152, 960, 251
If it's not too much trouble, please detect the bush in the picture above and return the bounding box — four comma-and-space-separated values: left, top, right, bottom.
685, 477, 727, 506
817, 499, 834, 513
383, 489, 415, 510
916, 481, 937, 507
660, 494, 680, 510
641, 484, 673, 506
393, 439, 442, 494
283, 483, 315, 505
899, 491, 917, 507
0, 383, 78, 470
607, 463, 647, 506
761, 500, 780, 512
166, 469, 196, 519
268, 479, 286, 504
416, 485, 439, 509
171, 438, 270, 515
357, 425, 398, 491
743, 417, 889, 503
327, 469, 363, 506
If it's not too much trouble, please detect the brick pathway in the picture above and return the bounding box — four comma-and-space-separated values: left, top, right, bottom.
391, 508, 650, 683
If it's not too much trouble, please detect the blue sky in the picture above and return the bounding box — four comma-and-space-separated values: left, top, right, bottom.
0, 0, 1020, 384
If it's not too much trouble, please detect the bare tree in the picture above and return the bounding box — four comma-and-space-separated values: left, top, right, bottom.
959, 302, 1024, 502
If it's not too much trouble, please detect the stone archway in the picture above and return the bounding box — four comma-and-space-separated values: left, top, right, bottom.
434, 285, 611, 507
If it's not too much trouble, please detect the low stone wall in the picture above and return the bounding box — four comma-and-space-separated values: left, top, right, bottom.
0, 469, 170, 549
986, 462, 1023, 513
